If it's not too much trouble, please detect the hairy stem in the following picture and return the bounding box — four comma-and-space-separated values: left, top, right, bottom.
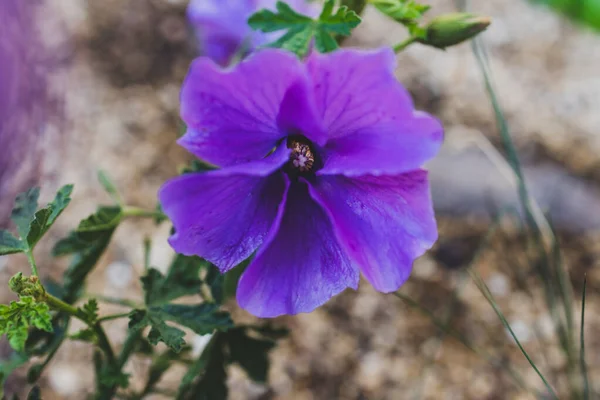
26, 250, 39, 277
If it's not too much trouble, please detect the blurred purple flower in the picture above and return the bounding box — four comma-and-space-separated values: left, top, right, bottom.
159, 48, 443, 317
187, 0, 317, 65
0, 1, 49, 225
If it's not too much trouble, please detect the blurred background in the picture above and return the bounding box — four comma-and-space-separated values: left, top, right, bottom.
1, 0, 599, 398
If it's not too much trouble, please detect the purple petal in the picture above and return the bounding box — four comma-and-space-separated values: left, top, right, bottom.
158, 147, 290, 272
308, 171, 438, 293
306, 48, 443, 175
319, 111, 443, 176
276, 77, 326, 146
237, 178, 359, 318
179, 49, 307, 167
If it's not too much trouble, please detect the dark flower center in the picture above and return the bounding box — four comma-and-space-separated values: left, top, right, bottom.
284, 136, 320, 177
289, 140, 314, 172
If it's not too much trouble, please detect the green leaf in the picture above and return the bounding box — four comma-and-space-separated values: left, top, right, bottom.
177, 335, 227, 400
99, 368, 130, 389
128, 304, 232, 353
248, 0, 361, 57
141, 254, 204, 306
76, 206, 122, 233
97, 170, 122, 204
0, 296, 53, 351
53, 206, 122, 303
225, 328, 276, 382
11, 188, 40, 240
26, 185, 74, 250
370, 0, 430, 25
129, 309, 186, 353
70, 327, 96, 343
156, 304, 233, 335
81, 299, 99, 323
205, 265, 225, 304
0, 230, 25, 255
27, 385, 41, 400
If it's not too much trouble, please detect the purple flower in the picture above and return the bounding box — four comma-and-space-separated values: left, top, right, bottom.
159, 48, 443, 317
0, 1, 49, 226
187, 0, 317, 65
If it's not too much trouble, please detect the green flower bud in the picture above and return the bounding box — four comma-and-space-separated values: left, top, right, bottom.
419, 13, 491, 49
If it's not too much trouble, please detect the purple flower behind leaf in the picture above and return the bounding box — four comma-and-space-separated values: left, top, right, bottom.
159, 48, 444, 317
187, 0, 317, 65
0, 1, 49, 226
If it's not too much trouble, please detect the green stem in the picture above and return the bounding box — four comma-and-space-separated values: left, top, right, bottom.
122, 207, 166, 220
26, 251, 39, 277
98, 312, 131, 323
393, 36, 417, 52
44, 293, 116, 364
117, 330, 141, 369
88, 294, 141, 309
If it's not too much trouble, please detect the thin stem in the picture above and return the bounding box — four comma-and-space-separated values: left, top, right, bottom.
122, 207, 166, 220
392, 291, 530, 392
88, 294, 141, 309
44, 293, 116, 364
470, 270, 559, 399
117, 330, 141, 369
580, 276, 589, 400
393, 36, 417, 52
98, 312, 131, 323
27, 251, 39, 277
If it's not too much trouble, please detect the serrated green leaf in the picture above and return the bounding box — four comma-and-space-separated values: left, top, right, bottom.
26, 185, 74, 250
226, 328, 276, 383
370, 0, 430, 25
129, 309, 186, 353
318, 0, 362, 35
155, 304, 233, 335
76, 206, 122, 233
0, 230, 25, 255
142, 254, 204, 306
11, 188, 40, 240
53, 206, 122, 303
128, 304, 232, 353
70, 328, 96, 343
0, 296, 53, 351
248, 0, 361, 57
81, 299, 99, 323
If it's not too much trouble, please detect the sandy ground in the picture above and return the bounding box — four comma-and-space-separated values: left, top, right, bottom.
1, 0, 600, 398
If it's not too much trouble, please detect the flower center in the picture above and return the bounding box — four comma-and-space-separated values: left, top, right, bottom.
288, 140, 315, 173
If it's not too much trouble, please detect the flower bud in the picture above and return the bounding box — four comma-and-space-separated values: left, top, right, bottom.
419, 13, 491, 49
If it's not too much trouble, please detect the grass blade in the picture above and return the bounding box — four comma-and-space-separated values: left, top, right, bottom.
580, 276, 589, 400
470, 270, 559, 399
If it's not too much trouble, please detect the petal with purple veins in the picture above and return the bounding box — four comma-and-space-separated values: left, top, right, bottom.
179, 49, 308, 167
306, 48, 443, 176
158, 147, 290, 272
309, 171, 438, 293
237, 179, 359, 318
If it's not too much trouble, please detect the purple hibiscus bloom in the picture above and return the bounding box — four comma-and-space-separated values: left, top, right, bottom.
159, 48, 443, 317
187, 0, 317, 65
